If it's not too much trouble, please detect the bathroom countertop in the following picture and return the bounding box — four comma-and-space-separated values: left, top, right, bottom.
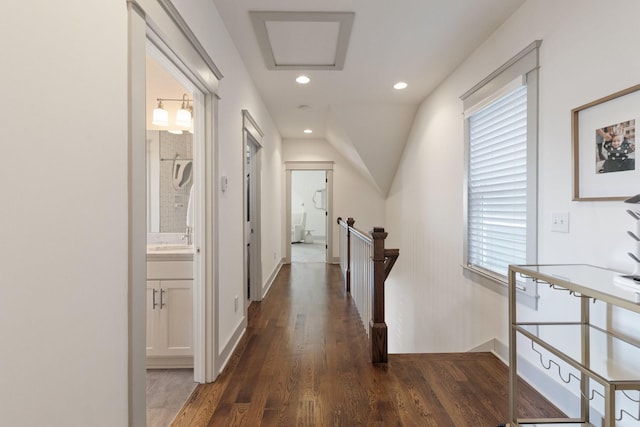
146, 244, 194, 261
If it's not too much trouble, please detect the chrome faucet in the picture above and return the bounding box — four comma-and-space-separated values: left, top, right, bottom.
182, 226, 193, 245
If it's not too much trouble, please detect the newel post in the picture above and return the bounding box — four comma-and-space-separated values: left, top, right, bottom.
346, 217, 355, 293
370, 227, 388, 363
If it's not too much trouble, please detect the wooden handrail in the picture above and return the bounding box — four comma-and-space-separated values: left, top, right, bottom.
338, 218, 399, 363
384, 248, 400, 280
348, 224, 372, 242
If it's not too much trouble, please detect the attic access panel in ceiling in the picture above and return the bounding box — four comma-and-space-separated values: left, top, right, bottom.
250, 11, 355, 70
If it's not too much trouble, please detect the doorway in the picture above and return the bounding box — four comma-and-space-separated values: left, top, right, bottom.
129, 3, 220, 425
285, 162, 334, 264
243, 110, 263, 302
291, 170, 327, 263
145, 47, 200, 426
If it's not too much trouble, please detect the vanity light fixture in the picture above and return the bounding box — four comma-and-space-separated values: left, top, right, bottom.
304, 129, 313, 134
393, 81, 408, 90
152, 93, 193, 128
152, 100, 169, 126
175, 94, 193, 127
296, 75, 311, 84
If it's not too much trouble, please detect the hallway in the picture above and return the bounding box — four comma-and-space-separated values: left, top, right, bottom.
291, 242, 326, 263
172, 263, 561, 426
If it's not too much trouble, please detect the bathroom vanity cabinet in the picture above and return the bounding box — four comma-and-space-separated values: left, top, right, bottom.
146, 258, 193, 368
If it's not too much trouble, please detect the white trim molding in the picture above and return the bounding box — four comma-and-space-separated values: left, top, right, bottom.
250, 11, 354, 70
285, 161, 334, 170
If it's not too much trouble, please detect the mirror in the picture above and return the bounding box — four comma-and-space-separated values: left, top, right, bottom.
147, 130, 193, 233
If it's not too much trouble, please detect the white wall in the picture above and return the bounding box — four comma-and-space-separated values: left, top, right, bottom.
0, 1, 128, 426
172, 0, 283, 368
259, 127, 284, 296
283, 139, 386, 258
0, 1, 284, 424
386, 0, 640, 419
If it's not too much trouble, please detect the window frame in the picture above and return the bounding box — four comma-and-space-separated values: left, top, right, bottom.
461, 40, 541, 303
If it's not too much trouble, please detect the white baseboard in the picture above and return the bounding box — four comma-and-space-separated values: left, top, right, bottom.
146, 355, 193, 369
214, 260, 279, 377
468, 338, 498, 355
262, 260, 283, 298
216, 316, 247, 376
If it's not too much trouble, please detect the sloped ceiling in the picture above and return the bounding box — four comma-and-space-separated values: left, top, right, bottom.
327, 105, 416, 195
213, 0, 525, 196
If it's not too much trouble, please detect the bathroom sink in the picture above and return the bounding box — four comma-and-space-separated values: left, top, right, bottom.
147, 243, 193, 253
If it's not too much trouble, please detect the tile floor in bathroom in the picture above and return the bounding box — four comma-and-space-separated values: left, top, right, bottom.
147, 369, 196, 427
291, 241, 326, 263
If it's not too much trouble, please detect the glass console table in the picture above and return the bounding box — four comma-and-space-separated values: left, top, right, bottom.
507, 264, 640, 427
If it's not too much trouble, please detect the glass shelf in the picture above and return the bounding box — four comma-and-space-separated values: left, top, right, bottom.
517, 323, 640, 383
511, 264, 640, 314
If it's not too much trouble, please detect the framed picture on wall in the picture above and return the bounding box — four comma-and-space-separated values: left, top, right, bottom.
572, 83, 640, 201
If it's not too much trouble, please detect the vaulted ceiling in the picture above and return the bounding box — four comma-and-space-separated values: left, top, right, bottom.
213, 0, 525, 196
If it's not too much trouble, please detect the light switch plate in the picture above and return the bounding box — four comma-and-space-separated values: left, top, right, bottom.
551, 212, 569, 233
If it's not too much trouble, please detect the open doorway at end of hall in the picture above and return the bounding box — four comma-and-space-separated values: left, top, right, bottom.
291, 170, 328, 263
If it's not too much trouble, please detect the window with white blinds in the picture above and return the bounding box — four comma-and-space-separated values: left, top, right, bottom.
461, 41, 540, 304
467, 85, 528, 279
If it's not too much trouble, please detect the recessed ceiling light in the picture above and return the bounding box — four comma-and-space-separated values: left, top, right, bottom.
296, 75, 311, 84
303, 129, 313, 134
394, 82, 408, 90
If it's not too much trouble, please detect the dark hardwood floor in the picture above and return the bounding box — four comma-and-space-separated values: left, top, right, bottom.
172, 263, 562, 426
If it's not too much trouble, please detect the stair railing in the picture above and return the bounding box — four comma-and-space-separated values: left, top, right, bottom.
337, 217, 399, 363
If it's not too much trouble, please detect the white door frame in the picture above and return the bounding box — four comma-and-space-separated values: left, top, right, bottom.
243, 110, 264, 302
285, 161, 334, 263
128, 1, 221, 425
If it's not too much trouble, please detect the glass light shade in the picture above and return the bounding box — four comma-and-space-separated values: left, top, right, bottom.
152, 107, 169, 126
175, 108, 192, 128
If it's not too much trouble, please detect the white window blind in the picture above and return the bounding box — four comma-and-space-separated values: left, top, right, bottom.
467, 85, 528, 279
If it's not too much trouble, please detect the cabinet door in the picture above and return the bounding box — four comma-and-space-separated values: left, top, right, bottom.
159, 280, 193, 356
146, 280, 161, 356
